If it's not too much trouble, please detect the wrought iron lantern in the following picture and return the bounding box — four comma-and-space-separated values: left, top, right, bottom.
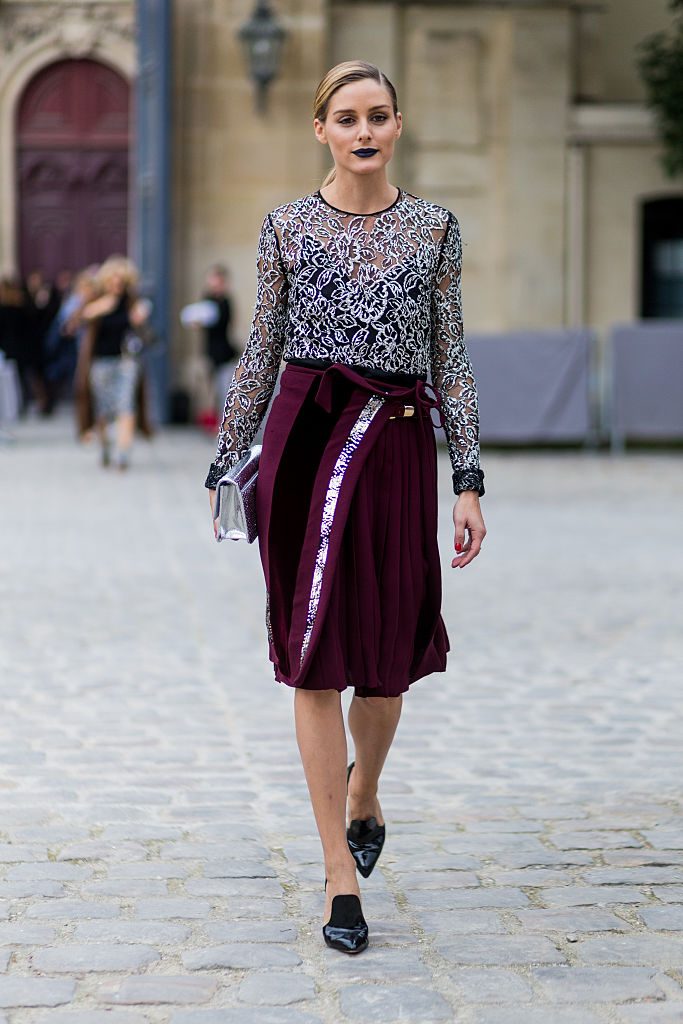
238, 0, 287, 114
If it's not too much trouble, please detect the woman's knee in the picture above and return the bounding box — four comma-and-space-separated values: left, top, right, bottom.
359, 695, 402, 710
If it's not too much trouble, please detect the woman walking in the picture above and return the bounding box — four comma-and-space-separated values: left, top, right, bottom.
79, 257, 151, 469
205, 60, 486, 953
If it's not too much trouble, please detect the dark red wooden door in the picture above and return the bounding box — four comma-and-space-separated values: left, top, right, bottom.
17, 59, 130, 280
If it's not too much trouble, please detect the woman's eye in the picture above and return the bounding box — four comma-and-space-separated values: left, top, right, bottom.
338, 115, 388, 125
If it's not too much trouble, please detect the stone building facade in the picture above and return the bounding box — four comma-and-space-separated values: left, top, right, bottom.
1, 0, 680, 398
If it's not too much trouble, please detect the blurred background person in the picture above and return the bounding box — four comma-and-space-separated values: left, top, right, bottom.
0, 276, 28, 408
42, 269, 77, 415
23, 269, 61, 415
68, 265, 101, 441
78, 255, 153, 470
194, 263, 238, 432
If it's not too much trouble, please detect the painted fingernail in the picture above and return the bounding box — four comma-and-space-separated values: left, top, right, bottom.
455, 543, 462, 552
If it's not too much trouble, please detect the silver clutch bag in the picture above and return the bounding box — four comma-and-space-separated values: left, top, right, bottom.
214, 445, 261, 543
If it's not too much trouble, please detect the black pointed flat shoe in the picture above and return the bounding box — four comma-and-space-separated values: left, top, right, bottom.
346, 761, 386, 879
322, 892, 369, 954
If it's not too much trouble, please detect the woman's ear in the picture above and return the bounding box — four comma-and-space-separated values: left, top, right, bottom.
313, 118, 327, 145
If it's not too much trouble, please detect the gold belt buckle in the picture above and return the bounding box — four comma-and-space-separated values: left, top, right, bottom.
389, 404, 415, 420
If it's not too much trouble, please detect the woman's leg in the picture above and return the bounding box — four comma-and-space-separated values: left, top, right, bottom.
347, 694, 403, 823
115, 411, 135, 461
294, 688, 359, 920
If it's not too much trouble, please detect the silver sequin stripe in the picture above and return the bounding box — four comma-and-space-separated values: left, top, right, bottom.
299, 394, 386, 669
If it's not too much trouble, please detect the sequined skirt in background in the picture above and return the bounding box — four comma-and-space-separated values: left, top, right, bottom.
255, 360, 450, 698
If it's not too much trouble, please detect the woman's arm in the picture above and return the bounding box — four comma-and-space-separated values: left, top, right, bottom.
205, 212, 289, 491
430, 212, 486, 567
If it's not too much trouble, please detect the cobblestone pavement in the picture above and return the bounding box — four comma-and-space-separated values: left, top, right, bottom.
1, 414, 682, 1024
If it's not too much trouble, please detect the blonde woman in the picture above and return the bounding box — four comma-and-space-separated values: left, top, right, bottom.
80, 257, 150, 468
205, 61, 486, 953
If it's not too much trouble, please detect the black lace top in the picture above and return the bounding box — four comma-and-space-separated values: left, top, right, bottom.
205, 186, 484, 495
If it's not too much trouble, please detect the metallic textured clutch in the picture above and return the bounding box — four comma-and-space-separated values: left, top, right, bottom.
214, 445, 261, 544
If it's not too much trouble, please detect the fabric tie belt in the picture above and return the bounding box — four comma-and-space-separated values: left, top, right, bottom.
286, 359, 443, 428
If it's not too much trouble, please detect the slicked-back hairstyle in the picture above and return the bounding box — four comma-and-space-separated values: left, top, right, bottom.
313, 61, 398, 186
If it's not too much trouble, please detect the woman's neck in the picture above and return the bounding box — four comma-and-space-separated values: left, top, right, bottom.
319, 174, 398, 215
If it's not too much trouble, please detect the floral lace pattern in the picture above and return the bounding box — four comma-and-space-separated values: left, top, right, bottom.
205, 188, 484, 495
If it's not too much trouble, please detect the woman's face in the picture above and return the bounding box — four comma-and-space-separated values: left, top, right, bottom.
314, 79, 402, 179
104, 271, 126, 296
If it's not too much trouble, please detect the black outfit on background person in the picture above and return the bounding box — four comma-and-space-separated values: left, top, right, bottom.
203, 293, 237, 368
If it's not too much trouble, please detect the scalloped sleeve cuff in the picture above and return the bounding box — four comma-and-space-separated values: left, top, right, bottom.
453, 468, 485, 497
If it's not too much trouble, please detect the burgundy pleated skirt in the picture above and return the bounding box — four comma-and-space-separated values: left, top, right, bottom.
255, 360, 450, 697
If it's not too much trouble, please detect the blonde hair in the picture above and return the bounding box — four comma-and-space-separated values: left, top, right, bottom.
96, 255, 139, 294
313, 61, 399, 187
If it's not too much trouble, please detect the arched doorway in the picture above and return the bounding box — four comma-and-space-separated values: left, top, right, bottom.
641, 197, 683, 318
16, 59, 130, 280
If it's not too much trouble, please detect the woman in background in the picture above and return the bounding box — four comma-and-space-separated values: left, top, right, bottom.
79, 256, 152, 469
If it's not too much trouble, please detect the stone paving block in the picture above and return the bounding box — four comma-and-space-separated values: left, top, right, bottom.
218, 899, 287, 919
461, 820, 543, 834
30, 943, 161, 972
531, 966, 669, 1002
0, 978, 76, 1007
0, 844, 48, 862
170, 1011, 323, 1024
603, 850, 683, 867
101, 825, 184, 841
0, 881, 65, 898
649, 886, 683, 903
478, 869, 572, 887
467, 1010, 603, 1024
203, 921, 297, 943
549, 830, 644, 850
435, 934, 564, 966
182, 943, 301, 970
323, 945, 430, 982
100, 976, 218, 1004
413, 910, 507, 935
582, 867, 683, 885
47, 1014, 149, 1024
183, 878, 283, 899
0, 923, 56, 944
82, 880, 169, 897
403, 888, 531, 910
638, 904, 683, 929
616, 1006, 683, 1022
391, 870, 481, 889
339, 983, 453, 1021
540, 885, 650, 907
0, 908, 6, 922
164, 843, 271, 861
237, 971, 316, 1005
449, 968, 534, 1002
574, 933, 683, 966
74, 920, 191, 943
0, 953, 8, 973
107, 863, 192, 880
133, 898, 212, 919
510, 908, 630, 932
491, 849, 595, 869
641, 830, 683, 850
5, 863, 92, 881
26, 900, 121, 920
56, 841, 147, 861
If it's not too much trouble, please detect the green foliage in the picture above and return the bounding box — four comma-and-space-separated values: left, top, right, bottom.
638, 0, 683, 177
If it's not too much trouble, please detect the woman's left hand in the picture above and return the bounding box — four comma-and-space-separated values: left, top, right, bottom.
452, 492, 486, 568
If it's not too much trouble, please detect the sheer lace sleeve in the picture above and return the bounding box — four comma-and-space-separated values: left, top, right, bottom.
204, 213, 289, 489
430, 212, 485, 496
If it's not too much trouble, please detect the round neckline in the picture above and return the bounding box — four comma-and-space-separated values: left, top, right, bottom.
314, 185, 402, 217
